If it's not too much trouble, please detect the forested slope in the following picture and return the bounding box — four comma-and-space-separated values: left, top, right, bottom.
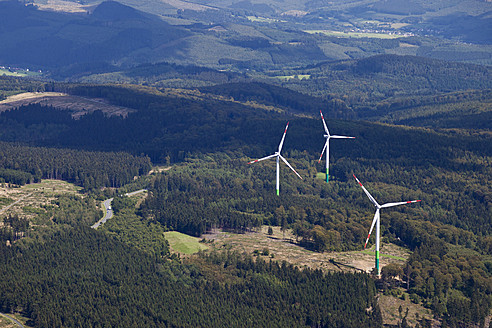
0, 227, 381, 327
0, 79, 489, 326
0, 139, 151, 189
282, 55, 492, 111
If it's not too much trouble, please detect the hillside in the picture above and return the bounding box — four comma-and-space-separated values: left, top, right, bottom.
69, 54, 492, 128
0, 92, 135, 118
0, 79, 489, 326
0, 1, 190, 71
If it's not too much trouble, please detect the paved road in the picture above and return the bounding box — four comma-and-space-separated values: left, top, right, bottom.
124, 189, 147, 197
0, 313, 26, 328
91, 189, 147, 229
91, 198, 113, 229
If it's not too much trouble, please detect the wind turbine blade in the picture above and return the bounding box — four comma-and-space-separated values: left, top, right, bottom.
353, 175, 380, 207
364, 209, 379, 249
381, 200, 421, 208
277, 122, 289, 153
279, 155, 302, 179
331, 135, 355, 139
248, 153, 277, 164
320, 110, 329, 135
318, 142, 328, 163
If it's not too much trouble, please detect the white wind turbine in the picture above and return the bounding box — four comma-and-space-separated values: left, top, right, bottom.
248, 122, 302, 196
318, 111, 355, 182
353, 174, 421, 276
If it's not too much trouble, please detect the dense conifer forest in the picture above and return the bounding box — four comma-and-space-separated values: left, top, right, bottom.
0, 227, 381, 327
0, 139, 151, 189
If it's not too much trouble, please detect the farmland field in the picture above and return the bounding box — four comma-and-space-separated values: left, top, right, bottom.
304, 30, 411, 39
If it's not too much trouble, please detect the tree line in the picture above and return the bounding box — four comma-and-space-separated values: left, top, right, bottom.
0, 138, 151, 189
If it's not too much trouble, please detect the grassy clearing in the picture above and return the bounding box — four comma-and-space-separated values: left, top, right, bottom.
0, 69, 28, 77
0, 179, 81, 224
304, 30, 409, 39
0, 315, 15, 328
391, 23, 410, 29
0, 312, 33, 328
164, 231, 209, 254
361, 249, 407, 261
0, 69, 40, 78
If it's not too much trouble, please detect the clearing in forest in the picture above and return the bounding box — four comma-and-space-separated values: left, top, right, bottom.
164, 231, 209, 254
202, 226, 410, 273
0, 92, 135, 118
0, 179, 81, 227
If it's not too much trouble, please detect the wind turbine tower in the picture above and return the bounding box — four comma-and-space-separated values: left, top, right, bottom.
248, 122, 302, 195
353, 174, 421, 276
319, 111, 355, 182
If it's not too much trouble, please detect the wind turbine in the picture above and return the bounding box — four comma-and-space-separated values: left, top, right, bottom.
318, 111, 355, 182
248, 122, 302, 196
353, 174, 421, 276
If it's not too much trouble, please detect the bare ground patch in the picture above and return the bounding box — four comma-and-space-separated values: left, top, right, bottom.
202, 226, 422, 327
379, 294, 436, 327
202, 226, 410, 274
0, 180, 81, 227
0, 92, 135, 118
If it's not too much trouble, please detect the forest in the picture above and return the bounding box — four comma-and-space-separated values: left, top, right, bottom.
0, 227, 382, 328
0, 65, 489, 327
0, 138, 151, 189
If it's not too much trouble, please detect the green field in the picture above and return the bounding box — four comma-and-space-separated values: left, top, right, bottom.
164, 231, 209, 254
362, 250, 406, 261
304, 30, 410, 39
0, 69, 40, 77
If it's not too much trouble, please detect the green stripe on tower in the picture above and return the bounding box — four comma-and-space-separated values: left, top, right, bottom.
276, 189, 279, 196
376, 250, 380, 275
326, 168, 329, 182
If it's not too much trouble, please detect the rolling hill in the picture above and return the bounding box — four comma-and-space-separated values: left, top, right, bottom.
0, 1, 190, 70
0, 0, 490, 80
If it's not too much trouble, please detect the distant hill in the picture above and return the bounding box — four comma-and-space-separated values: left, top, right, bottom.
73, 54, 492, 127
282, 54, 492, 105
0, 1, 190, 70
0, 0, 490, 79
91, 0, 147, 20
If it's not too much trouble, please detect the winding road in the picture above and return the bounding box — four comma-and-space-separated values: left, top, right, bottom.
91, 189, 147, 229
0, 313, 26, 328
91, 198, 113, 229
